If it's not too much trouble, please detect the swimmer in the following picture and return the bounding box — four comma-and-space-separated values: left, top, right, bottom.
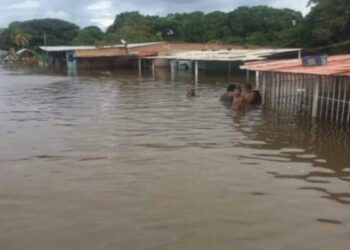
242, 84, 256, 104
187, 88, 199, 98
220, 84, 236, 104
243, 84, 262, 105
232, 86, 244, 110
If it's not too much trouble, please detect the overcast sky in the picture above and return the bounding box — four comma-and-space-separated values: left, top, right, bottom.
0, 0, 310, 30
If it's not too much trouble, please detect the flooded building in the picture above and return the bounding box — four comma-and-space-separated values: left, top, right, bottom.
16, 49, 35, 63
38, 46, 96, 70
74, 42, 163, 70
38, 42, 270, 71
241, 54, 350, 123
0, 50, 7, 62
148, 48, 301, 83
38, 42, 301, 84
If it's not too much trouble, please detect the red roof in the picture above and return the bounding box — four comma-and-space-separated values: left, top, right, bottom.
241, 54, 350, 76
136, 51, 158, 57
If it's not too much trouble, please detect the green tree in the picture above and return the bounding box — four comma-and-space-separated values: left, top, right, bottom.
14, 32, 32, 48
203, 11, 231, 43
107, 12, 145, 33
228, 6, 303, 46
179, 12, 207, 42
106, 12, 163, 43
105, 22, 162, 44
72, 26, 104, 45
305, 0, 350, 46
0, 18, 79, 49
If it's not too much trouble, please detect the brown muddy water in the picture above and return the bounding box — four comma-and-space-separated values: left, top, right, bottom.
0, 66, 350, 250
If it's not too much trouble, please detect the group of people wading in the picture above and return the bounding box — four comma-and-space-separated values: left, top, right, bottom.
220, 83, 262, 109
186, 83, 262, 109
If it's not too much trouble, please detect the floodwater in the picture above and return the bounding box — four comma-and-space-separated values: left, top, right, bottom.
0, 66, 350, 250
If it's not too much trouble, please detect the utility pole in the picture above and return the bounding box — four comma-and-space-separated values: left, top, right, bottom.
43, 32, 47, 48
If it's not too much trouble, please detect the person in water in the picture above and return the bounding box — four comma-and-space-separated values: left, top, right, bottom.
220, 84, 237, 104
187, 88, 199, 98
232, 86, 244, 110
243, 84, 262, 105
242, 84, 256, 104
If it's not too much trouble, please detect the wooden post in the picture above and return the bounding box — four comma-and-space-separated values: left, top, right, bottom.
256, 71, 260, 89
312, 79, 320, 118
276, 73, 280, 106
246, 70, 250, 84
336, 77, 343, 122
170, 60, 176, 82
194, 60, 199, 84
271, 74, 275, 109
228, 61, 232, 82
138, 58, 142, 77
342, 77, 347, 123
262, 72, 266, 105
151, 59, 155, 79
298, 49, 302, 59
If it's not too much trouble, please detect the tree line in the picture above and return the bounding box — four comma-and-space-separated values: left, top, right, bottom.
0, 0, 349, 52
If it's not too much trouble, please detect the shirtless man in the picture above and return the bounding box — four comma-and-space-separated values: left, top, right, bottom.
242, 84, 256, 104
232, 86, 244, 110
187, 88, 199, 98
220, 84, 236, 104
243, 84, 262, 105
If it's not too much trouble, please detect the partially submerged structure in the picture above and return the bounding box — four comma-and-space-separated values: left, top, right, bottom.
148, 48, 301, 82
38, 42, 300, 75
16, 49, 35, 63
242, 55, 350, 123
0, 50, 7, 62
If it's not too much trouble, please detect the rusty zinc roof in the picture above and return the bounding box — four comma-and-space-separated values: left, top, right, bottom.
75, 47, 128, 58
149, 48, 300, 62
241, 54, 350, 76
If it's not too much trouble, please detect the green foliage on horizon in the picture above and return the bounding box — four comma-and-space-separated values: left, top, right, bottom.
72, 26, 104, 45
0, 1, 349, 52
104, 8, 303, 46
306, 0, 350, 46
0, 18, 79, 50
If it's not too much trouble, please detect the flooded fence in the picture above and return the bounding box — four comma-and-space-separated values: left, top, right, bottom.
243, 54, 350, 124
260, 72, 350, 123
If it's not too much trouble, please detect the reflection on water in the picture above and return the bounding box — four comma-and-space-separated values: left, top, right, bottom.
0, 66, 350, 250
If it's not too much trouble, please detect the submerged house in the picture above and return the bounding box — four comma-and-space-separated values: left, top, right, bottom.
0, 50, 7, 62
38, 42, 166, 70
38, 46, 97, 70
74, 42, 164, 69
38, 42, 303, 86
16, 49, 35, 63
38, 42, 270, 71
241, 55, 350, 123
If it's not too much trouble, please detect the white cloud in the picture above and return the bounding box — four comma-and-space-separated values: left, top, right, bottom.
87, 1, 116, 29
87, 1, 112, 11
44, 10, 71, 20
270, 0, 310, 15
0, 0, 39, 10
90, 18, 114, 29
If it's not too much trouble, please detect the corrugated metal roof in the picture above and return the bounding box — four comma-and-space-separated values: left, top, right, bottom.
39, 46, 96, 52
16, 49, 35, 55
147, 48, 300, 62
75, 47, 128, 58
241, 54, 350, 76
39, 42, 165, 52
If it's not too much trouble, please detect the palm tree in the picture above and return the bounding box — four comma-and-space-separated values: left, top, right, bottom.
14, 32, 32, 48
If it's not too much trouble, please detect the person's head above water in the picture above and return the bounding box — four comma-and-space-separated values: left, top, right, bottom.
233, 86, 242, 97
244, 84, 253, 92
187, 88, 198, 98
227, 84, 237, 93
